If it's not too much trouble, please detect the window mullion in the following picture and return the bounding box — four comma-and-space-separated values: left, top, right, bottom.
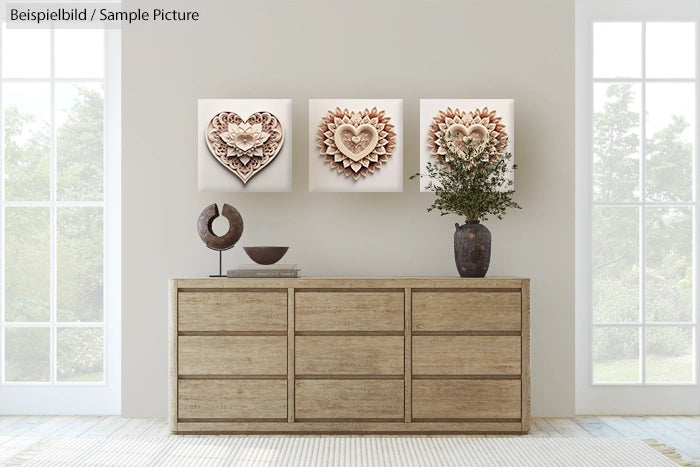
640, 21, 647, 385
49, 27, 57, 385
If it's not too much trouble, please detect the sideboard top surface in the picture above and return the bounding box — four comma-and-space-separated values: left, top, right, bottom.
172, 277, 529, 289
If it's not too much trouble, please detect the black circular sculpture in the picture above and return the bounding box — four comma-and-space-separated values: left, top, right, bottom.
197, 203, 244, 277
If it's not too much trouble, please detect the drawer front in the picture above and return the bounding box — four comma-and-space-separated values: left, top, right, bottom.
412, 380, 521, 420
178, 380, 287, 420
413, 336, 521, 375
178, 291, 287, 332
295, 336, 404, 375
295, 291, 403, 331
178, 336, 287, 375
295, 380, 404, 420
412, 291, 521, 332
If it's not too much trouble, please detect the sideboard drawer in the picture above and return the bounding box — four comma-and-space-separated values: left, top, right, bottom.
295, 336, 404, 375
178, 380, 287, 420
295, 380, 404, 420
412, 291, 521, 332
178, 336, 287, 375
178, 291, 287, 332
413, 336, 521, 375
413, 380, 521, 420
295, 291, 403, 331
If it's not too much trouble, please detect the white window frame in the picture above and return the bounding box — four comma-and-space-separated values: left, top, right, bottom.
576, 0, 700, 414
0, 6, 120, 414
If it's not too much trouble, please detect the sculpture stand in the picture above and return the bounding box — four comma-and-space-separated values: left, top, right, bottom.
210, 250, 225, 278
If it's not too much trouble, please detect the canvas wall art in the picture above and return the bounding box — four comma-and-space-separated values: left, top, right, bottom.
419, 99, 514, 192
198, 99, 293, 192
309, 99, 403, 192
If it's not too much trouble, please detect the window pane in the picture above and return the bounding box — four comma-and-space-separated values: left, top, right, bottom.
593, 326, 640, 383
4, 208, 50, 322
57, 327, 104, 382
646, 327, 693, 383
56, 84, 104, 201
645, 83, 695, 202
646, 23, 695, 79
1, 26, 50, 78
5, 327, 50, 382
55, 30, 104, 78
594, 83, 641, 202
593, 207, 639, 323
594, 23, 641, 78
645, 207, 693, 323
3, 83, 51, 201
57, 207, 104, 322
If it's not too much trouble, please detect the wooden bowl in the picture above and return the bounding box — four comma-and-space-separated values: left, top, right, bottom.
243, 246, 289, 265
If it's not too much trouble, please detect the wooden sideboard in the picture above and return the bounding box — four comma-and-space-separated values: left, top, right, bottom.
169, 277, 530, 434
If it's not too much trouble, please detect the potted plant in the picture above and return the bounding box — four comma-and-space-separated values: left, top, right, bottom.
412, 134, 521, 277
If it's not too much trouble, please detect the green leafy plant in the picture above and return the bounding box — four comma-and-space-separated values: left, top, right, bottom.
411, 134, 521, 222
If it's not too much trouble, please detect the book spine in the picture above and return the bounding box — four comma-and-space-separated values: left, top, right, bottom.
227, 270, 300, 278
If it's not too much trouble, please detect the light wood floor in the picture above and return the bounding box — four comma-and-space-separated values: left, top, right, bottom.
1, 416, 699, 464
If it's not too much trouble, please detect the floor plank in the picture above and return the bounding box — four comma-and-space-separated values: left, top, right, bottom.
109, 418, 159, 438
545, 418, 595, 438
573, 416, 624, 438
79, 415, 131, 438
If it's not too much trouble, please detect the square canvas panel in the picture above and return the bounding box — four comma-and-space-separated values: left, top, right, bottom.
198, 99, 293, 192
419, 99, 514, 192
309, 99, 403, 192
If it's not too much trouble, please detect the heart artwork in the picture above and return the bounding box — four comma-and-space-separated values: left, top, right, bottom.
205, 111, 284, 184
427, 107, 508, 165
317, 107, 396, 181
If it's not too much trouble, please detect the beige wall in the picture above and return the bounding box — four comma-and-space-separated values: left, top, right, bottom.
122, 0, 574, 417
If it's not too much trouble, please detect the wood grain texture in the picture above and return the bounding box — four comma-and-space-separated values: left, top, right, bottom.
413, 336, 521, 375
178, 336, 286, 375
174, 420, 523, 434
521, 278, 531, 432
175, 277, 525, 289
295, 380, 403, 420
295, 291, 403, 331
168, 280, 178, 431
412, 291, 521, 332
178, 380, 287, 419
295, 336, 404, 375
287, 288, 295, 423
412, 380, 521, 420
178, 291, 287, 331
404, 287, 412, 423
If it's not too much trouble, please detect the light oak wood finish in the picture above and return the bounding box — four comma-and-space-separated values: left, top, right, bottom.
413, 291, 521, 332
168, 281, 178, 432
178, 336, 287, 376
170, 277, 530, 434
295, 380, 404, 420
295, 336, 403, 375
178, 291, 287, 332
412, 380, 521, 420
521, 279, 531, 432
295, 291, 404, 331
287, 288, 295, 423
178, 380, 287, 420
413, 336, 521, 375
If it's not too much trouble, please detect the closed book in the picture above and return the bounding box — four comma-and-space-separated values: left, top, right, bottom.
237, 263, 297, 270
227, 269, 301, 278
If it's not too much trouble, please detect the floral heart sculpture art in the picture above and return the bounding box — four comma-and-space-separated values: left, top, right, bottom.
317, 107, 396, 181
427, 107, 507, 165
205, 111, 284, 184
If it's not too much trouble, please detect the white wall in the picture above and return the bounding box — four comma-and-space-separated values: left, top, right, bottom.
122, 0, 574, 417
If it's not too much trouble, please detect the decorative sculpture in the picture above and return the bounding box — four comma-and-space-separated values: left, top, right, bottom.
317, 107, 396, 181
197, 203, 244, 277
205, 111, 284, 184
427, 107, 508, 164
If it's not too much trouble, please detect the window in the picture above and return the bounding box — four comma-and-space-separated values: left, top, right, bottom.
0, 14, 120, 413
576, 1, 700, 414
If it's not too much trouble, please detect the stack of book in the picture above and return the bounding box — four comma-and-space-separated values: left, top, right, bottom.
227, 264, 301, 278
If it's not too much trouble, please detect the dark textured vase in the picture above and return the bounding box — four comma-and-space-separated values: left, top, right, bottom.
454, 221, 491, 278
